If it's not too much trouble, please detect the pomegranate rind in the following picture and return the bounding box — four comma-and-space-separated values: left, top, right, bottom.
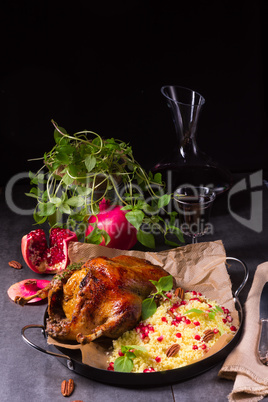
7, 279, 50, 303
86, 205, 137, 250
21, 228, 78, 274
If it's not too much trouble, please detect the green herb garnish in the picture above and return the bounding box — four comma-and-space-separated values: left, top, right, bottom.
141, 275, 173, 320
26, 120, 184, 249
53, 262, 84, 281
185, 305, 224, 321
114, 345, 148, 373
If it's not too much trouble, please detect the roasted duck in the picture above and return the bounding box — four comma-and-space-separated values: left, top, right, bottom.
15, 255, 170, 344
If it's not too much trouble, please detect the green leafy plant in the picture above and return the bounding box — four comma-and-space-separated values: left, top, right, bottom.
141, 275, 174, 320
114, 345, 148, 372
26, 120, 184, 249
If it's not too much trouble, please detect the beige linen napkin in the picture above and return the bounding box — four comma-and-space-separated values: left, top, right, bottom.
219, 262, 268, 402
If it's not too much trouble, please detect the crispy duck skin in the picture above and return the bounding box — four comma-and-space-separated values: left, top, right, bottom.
45, 255, 170, 344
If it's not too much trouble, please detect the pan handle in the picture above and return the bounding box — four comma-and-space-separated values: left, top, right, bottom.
21, 324, 74, 370
226, 257, 249, 298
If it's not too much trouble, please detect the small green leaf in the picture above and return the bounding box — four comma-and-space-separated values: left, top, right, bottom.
59, 203, 72, 214
66, 196, 85, 208
50, 197, 62, 206
125, 210, 144, 231
24, 192, 38, 199
185, 308, 204, 315
38, 202, 56, 217
158, 275, 173, 291
54, 126, 67, 143
85, 155, 96, 172
137, 229, 155, 249
214, 305, 224, 314
158, 194, 171, 209
62, 173, 74, 186
141, 298, 157, 320
114, 355, 133, 373
77, 187, 92, 196
56, 151, 70, 165
153, 173, 162, 184
124, 345, 148, 354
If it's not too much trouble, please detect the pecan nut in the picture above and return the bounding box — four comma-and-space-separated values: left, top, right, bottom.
203, 329, 214, 343
175, 287, 184, 300
166, 343, 180, 357
8, 260, 22, 269
61, 379, 74, 397
167, 310, 176, 319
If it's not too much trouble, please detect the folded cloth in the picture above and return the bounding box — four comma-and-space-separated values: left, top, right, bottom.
219, 262, 268, 402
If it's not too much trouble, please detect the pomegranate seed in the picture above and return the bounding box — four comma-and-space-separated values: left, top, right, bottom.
107, 366, 114, 371
197, 292, 202, 296
175, 315, 182, 322
194, 334, 201, 340
166, 292, 172, 299
192, 345, 198, 350
157, 335, 164, 342
190, 297, 201, 302
222, 318, 227, 323
180, 300, 187, 305
176, 332, 182, 338
171, 320, 178, 326
194, 321, 200, 326
224, 308, 229, 315
144, 367, 155, 372
181, 316, 186, 322
118, 350, 124, 356
201, 344, 207, 350
148, 325, 154, 332
155, 356, 161, 363
161, 317, 167, 322
172, 303, 179, 309
230, 326, 237, 332
185, 319, 191, 324
213, 328, 219, 334
208, 304, 212, 308
141, 333, 149, 339
226, 315, 233, 322
192, 291, 197, 295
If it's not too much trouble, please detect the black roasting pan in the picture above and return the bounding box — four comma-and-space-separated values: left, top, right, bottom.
21, 257, 248, 388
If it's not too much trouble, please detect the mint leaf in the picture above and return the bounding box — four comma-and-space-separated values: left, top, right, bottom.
85, 155, 96, 172
141, 298, 157, 320
125, 210, 144, 230
158, 275, 173, 291
114, 355, 134, 373
137, 229, 155, 249
185, 308, 204, 315
158, 194, 171, 209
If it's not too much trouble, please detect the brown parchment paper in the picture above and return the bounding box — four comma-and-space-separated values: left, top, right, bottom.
47, 240, 239, 369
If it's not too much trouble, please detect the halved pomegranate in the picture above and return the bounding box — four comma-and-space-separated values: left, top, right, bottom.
21, 228, 78, 274
7, 279, 50, 303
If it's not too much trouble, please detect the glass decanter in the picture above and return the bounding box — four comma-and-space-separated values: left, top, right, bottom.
152, 85, 232, 195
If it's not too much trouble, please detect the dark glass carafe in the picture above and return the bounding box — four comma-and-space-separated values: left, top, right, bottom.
152, 86, 232, 195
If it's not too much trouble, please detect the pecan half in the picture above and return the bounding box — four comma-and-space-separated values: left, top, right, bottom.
166, 344, 180, 357
8, 260, 22, 269
203, 329, 214, 343
175, 287, 184, 300
61, 379, 74, 397
167, 310, 176, 319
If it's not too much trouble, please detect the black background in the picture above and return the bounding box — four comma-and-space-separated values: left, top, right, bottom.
0, 0, 267, 187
